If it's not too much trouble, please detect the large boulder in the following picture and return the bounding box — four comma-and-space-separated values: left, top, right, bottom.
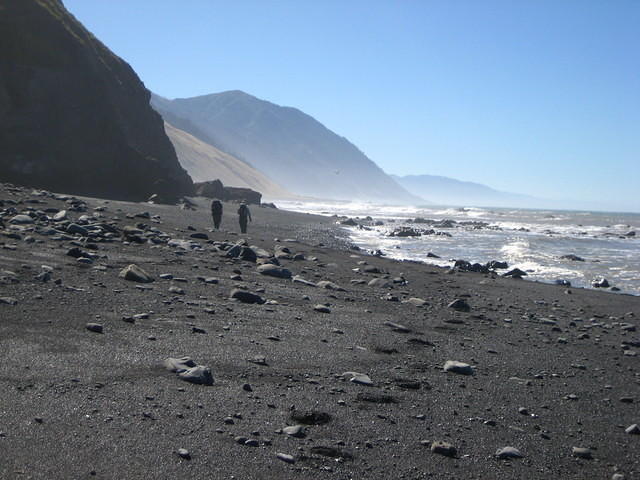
194, 180, 224, 199
0, 0, 193, 202
223, 186, 262, 204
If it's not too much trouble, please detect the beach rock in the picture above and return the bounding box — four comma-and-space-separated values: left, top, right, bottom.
625, 424, 639, 434
292, 275, 317, 287
177, 365, 213, 385
0, 297, 18, 306
405, 297, 427, 307
593, 278, 610, 288
290, 410, 331, 425
383, 321, 411, 333
561, 254, 585, 261
169, 286, 185, 295
443, 361, 474, 375
454, 260, 489, 273
504, 268, 527, 278
85, 323, 103, 333
430, 441, 456, 457
448, 298, 470, 312
368, 278, 392, 288
177, 448, 191, 460
9, 214, 33, 224
189, 232, 208, 240
313, 304, 331, 313
164, 357, 197, 373
342, 371, 373, 386
572, 447, 592, 459
257, 264, 292, 279
119, 264, 154, 283
276, 453, 295, 464
496, 446, 523, 459
363, 265, 382, 274
230, 289, 265, 304
66, 223, 88, 236
389, 227, 422, 237
316, 280, 345, 291
282, 425, 306, 438
66, 247, 89, 259
486, 260, 509, 269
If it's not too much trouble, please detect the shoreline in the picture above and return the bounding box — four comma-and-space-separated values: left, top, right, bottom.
1, 183, 639, 479
276, 202, 639, 296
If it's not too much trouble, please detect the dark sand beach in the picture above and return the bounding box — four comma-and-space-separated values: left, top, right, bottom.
1, 183, 638, 479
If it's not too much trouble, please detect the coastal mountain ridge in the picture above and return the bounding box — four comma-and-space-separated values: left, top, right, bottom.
151, 91, 422, 204
0, 0, 193, 202
392, 174, 546, 209
163, 121, 293, 200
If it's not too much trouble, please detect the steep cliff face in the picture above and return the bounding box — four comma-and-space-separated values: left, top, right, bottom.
0, 0, 193, 201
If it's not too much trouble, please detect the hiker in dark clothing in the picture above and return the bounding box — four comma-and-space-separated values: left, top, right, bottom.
237, 202, 252, 234
210, 199, 223, 230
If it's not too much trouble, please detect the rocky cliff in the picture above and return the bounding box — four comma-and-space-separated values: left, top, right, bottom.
0, 0, 193, 201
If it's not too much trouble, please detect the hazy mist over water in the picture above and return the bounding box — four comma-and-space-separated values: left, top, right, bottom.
278, 200, 640, 295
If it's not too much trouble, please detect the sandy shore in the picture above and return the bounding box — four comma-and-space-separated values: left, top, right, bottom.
1, 183, 638, 479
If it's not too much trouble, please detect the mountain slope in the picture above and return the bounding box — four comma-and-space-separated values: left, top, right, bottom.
163, 122, 292, 199
151, 91, 421, 204
392, 174, 543, 208
0, 0, 193, 201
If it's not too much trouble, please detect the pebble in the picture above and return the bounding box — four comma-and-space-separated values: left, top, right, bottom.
313, 304, 331, 313
383, 321, 411, 333
177, 448, 191, 460
572, 447, 592, 459
495, 446, 523, 459
316, 280, 345, 291
177, 366, 214, 385
282, 425, 306, 438
0, 297, 18, 306
443, 361, 474, 375
256, 264, 292, 279
625, 424, 639, 434
276, 452, 295, 464
230, 289, 265, 304
85, 323, 103, 333
119, 264, 154, 283
448, 299, 470, 312
405, 297, 428, 306
10, 214, 34, 224
430, 441, 456, 457
342, 371, 373, 386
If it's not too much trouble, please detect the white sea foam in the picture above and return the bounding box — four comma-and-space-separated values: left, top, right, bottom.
279, 199, 640, 295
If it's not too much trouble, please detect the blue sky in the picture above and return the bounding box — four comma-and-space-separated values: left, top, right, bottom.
65, 0, 639, 212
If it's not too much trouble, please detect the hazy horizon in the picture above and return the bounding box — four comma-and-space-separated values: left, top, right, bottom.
65, 0, 639, 212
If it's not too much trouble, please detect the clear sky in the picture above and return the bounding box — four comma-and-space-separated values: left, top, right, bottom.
64, 0, 639, 212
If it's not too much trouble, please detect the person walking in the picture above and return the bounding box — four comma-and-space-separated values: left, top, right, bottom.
237, 201, 252, 234
210, 199, 223, 230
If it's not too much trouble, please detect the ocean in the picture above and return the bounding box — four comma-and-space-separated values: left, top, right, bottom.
277, 200, 640, 296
